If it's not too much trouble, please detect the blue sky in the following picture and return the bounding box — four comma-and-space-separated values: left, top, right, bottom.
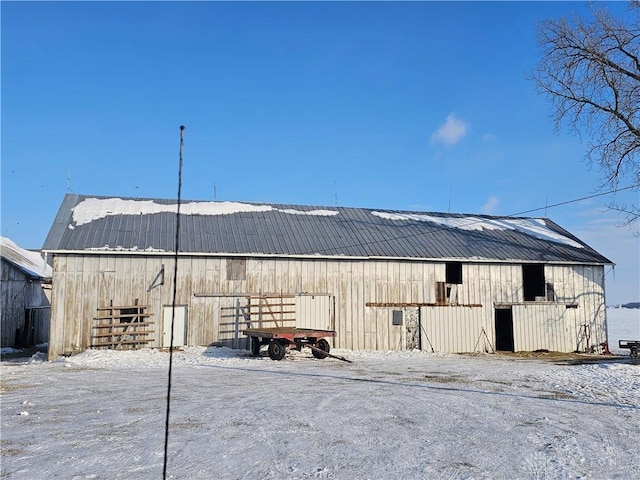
2, 1, 638, 304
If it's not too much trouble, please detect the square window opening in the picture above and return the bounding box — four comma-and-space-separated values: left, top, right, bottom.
446, 263, 463, 284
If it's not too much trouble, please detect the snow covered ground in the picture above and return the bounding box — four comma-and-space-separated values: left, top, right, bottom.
607, 307, 640, 355
2, 341, 639, 479
1, 312, 638, 479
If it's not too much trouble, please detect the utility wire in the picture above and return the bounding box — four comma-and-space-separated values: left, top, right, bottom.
163, 125, 185, 479
309, 183, 640, 256
506, 184, 639, 217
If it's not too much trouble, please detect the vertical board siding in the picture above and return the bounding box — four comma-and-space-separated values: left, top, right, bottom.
0, 262, 26, 346
47, 253, 608, 359
295, 295, 332, 331
48, 257, 62, 357
0, 261, 51, 348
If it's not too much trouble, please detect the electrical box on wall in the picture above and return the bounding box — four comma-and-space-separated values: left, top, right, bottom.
392, 310, 403, 325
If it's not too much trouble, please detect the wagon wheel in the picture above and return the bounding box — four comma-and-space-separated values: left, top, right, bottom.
268, 341, 286, 361
312, 339, 330, 359
251, 337, 262, 356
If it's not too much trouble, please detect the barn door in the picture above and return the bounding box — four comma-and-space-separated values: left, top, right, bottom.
495, 307, 514, 352
295, 294, 333, 331
163, 305, 187, 348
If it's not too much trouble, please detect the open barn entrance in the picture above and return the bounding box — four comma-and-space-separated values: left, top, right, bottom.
494, 307, 514, 352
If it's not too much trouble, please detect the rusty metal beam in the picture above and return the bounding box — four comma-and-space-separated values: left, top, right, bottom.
365, 302, 482, 308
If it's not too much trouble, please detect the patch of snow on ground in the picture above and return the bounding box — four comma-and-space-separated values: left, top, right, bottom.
2, 347, 638, 479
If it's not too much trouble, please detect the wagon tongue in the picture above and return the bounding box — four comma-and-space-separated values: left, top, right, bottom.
308, 344, 352, 363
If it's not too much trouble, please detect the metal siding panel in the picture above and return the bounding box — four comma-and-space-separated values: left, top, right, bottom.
162, 214, 176, 252
112, 216, 126, 248
42, 194, 80, 250
512, 304, 569, 352
421, 306, 484, 353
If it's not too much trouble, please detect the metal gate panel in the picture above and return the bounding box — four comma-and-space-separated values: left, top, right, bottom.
218, 297, 250, 349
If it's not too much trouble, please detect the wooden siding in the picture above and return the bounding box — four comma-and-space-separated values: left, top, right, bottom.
47, 254, 607, 359
295, 295, 333, 331
1, 260, 51, 348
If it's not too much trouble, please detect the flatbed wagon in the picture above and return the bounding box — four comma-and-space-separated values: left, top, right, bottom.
619, 340, 640, 358
243, 327, 337, 361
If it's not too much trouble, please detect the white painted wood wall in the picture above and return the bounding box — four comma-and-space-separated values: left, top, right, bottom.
47, 254, 607, 359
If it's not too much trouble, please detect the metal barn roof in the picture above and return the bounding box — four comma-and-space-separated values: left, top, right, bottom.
42, 194, 612, 264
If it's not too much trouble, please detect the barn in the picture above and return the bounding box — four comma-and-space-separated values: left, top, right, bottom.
1, 236, 52, 349
42, 194, 612, 360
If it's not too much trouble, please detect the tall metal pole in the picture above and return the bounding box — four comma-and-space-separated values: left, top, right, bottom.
163, 125, 184, 479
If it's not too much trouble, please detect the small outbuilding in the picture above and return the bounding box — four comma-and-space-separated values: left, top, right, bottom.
43, 194, 612, 360
1, 236, 52, 348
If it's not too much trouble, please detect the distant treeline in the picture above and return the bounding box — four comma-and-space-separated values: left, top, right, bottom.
613, 302, 640, 309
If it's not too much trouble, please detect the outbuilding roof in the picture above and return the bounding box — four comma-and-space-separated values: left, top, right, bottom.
43, 194, 612, 264
1, 236, 52, 279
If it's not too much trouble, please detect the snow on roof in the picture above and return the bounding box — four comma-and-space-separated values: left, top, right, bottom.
71, 198, 339, 227
0, 236, 52, 279
371, 211, 584, 249
277, 208, 339, 216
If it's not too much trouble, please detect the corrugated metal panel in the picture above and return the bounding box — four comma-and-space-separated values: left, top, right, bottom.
421, 306, 485, 353
512, 304, 572, 352
42, 193, 79, 251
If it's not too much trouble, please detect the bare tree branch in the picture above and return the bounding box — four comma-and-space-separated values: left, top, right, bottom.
531, 1, 640, 227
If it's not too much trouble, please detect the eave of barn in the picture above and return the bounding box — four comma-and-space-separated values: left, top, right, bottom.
42, 248, 611, 267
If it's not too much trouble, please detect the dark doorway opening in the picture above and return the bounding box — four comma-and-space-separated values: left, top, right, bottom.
495, 307, 514, 352
523, 264, 545, 301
